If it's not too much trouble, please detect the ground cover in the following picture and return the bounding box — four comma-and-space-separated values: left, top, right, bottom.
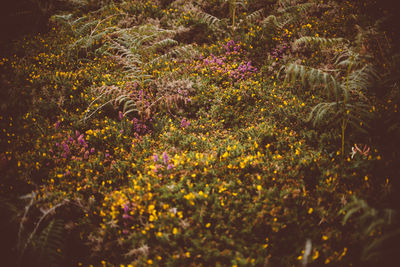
1, 0, 399, 266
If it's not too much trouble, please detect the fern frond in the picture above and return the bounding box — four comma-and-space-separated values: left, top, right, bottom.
285, 63, 342, 101
362, 228, 400, 262
144, 38, 178, 54
279, 2, 315, 14
84, 85, 141, 121
346, 106, 373, 133
307, 102, 338, 126
148, 45, 197, 66
51, 14, 88, 33
307, 100, 372, 132
35, 219, 65, 267
347, 64, 378, 92
340, 196, 374, 224
67, 0, 89, 6
262, 15, 285, 29
245, 9, 264, 23
75, 20, 98, 37
52, 13, 74, 25
195, 11, 222, 28
84, 24, 195, 122
294, 36, 345, 47
334, 49, 369, 69
72, 15, 89, 25
277, 0, 292, 9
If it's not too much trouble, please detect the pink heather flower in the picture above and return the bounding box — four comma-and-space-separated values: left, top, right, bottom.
123, 204, 129, 213
181, 118, 190, 129
163, 152, 169, 165
122, 204, 133, 220
62, 143, 70, 154
153, 154, 159, 162
118, 111, 123, 120
77, 134, 86, 146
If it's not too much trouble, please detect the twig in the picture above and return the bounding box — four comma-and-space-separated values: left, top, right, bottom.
17, 192, 36, 250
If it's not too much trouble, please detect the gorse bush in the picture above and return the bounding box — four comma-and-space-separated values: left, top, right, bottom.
1, 0, 399, 266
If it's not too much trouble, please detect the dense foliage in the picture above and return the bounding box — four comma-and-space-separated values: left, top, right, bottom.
1, 0, 399, 266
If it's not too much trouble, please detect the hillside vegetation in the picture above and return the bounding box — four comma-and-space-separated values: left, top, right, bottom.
1, 0, 399, 266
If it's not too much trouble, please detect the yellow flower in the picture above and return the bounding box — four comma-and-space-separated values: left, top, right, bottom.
313, 250, 319, 260
297, 255, 303, 260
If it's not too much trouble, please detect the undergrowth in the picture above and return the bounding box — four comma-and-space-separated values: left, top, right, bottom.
1, 0, 399, 266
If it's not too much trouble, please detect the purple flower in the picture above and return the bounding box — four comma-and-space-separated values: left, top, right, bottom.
118, 111, 123, 120
122, 203, 133, 220
162, 152, 169, 165
123, 204, 129, 213
55, 121, 60, 130
167, 164, 174, 170
62, 143, 70, 154
153, 154, 159, 162
181, 118, 190, 129
77, 134, 86, 146
90, 147, 95, 153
